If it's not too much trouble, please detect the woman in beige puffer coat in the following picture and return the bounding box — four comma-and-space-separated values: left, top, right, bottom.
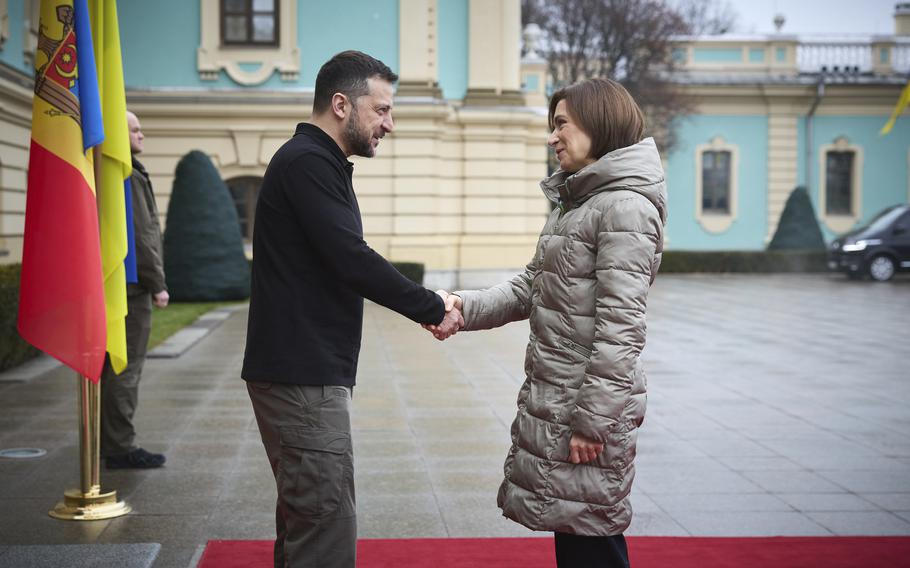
438, 78, 667, 567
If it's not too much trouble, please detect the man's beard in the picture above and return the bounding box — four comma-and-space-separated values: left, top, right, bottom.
342, 105, 375, 158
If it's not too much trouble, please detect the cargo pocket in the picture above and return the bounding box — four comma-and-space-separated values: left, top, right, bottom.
277, 426, 354, 520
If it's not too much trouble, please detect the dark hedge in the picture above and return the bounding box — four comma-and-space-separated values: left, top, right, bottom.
392, 262, 425, 285
0, 264, 40, 372
659, 250, 828, 273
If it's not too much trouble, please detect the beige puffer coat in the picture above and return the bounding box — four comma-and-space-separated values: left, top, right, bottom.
456, 137, 667, 536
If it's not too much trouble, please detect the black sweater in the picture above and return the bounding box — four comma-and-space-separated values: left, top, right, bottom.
241, 123, 445, 386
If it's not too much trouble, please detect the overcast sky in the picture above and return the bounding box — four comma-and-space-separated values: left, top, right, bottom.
724, 0, 900, 35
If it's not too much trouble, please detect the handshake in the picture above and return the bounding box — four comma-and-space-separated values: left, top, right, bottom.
424, 290, 464, 341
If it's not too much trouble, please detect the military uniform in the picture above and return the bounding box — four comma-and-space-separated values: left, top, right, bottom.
100, 157, 166, 462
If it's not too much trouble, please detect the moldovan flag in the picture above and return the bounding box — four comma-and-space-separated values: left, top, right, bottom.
89, 0, 131, 373
18, 0, 107, 381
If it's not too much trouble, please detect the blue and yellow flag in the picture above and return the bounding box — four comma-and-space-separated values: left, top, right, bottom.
89, 0, 131, 373
881, 80, 910, 135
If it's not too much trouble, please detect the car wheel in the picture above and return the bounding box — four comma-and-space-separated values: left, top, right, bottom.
868, 255, 896, 282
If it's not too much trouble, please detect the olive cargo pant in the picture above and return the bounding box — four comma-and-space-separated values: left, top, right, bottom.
247, 382, 356, 568
100, 292, 152, 457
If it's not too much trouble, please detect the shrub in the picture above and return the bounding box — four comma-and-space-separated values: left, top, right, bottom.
659, 250, 828, 273
0, 264, 40, 372
392, 262, 425, 285
768, 186, 826, 251
163, 151, 251, 301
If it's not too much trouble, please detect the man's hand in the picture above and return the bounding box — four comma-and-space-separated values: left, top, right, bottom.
424, 290, 463, 340
431, 307, 464, 340
568, 432, 604, 464
153, 290, 169, 308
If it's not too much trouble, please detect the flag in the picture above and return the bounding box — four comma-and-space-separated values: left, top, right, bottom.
89, 0, 132, 373
880, 79, 910, 135
18, 0, 107, 381
124, 177, 138, 284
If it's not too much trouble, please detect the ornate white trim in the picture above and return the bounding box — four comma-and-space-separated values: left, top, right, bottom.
818, 136, 863, 234
694, 135, 738, 234
197, 0, 299, 85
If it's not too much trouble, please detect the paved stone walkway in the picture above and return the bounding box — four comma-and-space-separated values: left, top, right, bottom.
0, 274, 908, 567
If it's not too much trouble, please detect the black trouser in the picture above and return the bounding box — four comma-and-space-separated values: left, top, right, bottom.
100, 292, 152, 457
554, 532, 630, 568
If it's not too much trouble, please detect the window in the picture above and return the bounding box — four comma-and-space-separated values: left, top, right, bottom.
226, 176, 261, 244
199, 0, 298, 84
701, 150, 731, 214
825, 151, 854, 216
221, 0, 278, 46
818, 136, 863, 234
694, 136, 738, 233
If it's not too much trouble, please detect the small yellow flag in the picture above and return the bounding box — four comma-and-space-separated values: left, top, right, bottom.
881, 80, 910, 135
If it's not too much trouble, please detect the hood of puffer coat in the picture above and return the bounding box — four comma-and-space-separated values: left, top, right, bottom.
540, 137, 668, 225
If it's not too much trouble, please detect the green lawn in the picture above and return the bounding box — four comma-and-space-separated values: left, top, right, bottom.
149, 301, 244, 349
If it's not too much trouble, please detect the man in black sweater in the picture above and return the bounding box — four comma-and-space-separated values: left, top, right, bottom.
242, 51, 461, 568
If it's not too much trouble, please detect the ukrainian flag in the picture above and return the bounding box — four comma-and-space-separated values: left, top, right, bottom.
90, 0, 131, 373
18, 0, 107, 381
881, 80, 910, 135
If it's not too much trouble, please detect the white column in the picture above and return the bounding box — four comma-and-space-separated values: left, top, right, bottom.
465, 0, 523, 105
500, 0, 521, 93
397, 0, 442, 97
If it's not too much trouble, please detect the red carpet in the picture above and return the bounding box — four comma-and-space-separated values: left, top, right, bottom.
198, 536, 910, 567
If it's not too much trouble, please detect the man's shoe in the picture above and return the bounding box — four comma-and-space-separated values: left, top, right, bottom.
105, 448, 166, 469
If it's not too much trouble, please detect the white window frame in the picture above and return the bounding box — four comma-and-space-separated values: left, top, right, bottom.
819, 136, 863, 234
0, 0, 8, 50
695, 135, 738, 234
197, 0, 298, 85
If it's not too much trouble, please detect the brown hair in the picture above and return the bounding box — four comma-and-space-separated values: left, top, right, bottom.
548, 78, 645, 159
313, 51, 398, 115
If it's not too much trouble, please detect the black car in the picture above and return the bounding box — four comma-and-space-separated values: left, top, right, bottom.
828, 204, 910, 281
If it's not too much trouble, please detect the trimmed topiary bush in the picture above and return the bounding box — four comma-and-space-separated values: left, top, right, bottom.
0, 264, 40, 371
163, 151, 250, 301
768, 186, 826, 251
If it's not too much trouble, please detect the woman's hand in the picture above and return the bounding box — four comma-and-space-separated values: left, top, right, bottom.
568, 432, 604, 464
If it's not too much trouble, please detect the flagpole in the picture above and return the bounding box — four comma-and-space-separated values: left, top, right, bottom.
47, 149, 130, 522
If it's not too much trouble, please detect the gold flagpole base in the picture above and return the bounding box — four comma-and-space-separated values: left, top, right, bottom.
48, 487, 131, 521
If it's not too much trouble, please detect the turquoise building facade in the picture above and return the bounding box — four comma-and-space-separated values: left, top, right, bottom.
662, 26, 910, 249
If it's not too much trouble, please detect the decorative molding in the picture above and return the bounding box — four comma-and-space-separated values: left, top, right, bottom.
818, 135, 863, 234
229, 129, 264, 167
23, 0, 38, 69
197, 0, 298, 85
694, 135, 738, 234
